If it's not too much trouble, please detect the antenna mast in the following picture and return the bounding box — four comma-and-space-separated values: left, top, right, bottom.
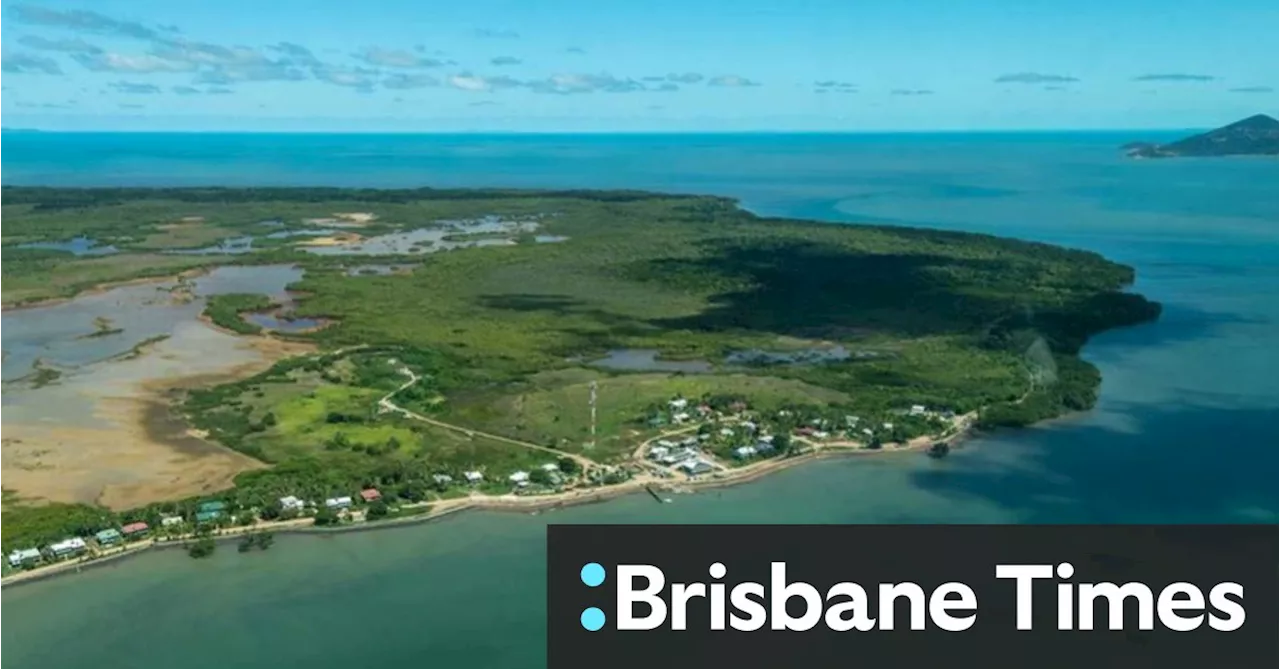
588, 380, 598, 447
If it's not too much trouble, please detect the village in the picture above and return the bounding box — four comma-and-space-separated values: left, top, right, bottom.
5, 393, 958, 577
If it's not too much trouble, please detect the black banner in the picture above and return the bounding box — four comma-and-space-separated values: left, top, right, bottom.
547, 524, 1277, 668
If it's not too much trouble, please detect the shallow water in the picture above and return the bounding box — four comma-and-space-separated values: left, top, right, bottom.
13, 236, 119, 256
1, 265, 303, 425
589, 348, 714, 373
1, 132, 1276, 669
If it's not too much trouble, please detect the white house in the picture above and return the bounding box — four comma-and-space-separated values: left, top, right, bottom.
862, 428, 874, 436
681, 436, 699, 447
733, 445, 757, 459
719, 428, 734, 437
279, 496, 305, 511
812, 430, 829, 439
657, 439, 677, 449
509, 471, 530, 484
48, 537, 87, 558
433, 474, 454, 485
741, 421, 758, 432
649, 446, 670, 459
909, 405, 927, 416
758, 434, 775, 444
540, 463, 560, 472
669, 398, 689, 410
160, 515, 185, 527
672, 412, 690, 424
883, 422, 894, 430
7, 548, 41, 568
464, 470, 484, 483
325, 496, 353, 510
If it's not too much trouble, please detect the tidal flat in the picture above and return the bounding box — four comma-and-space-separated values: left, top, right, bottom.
2, 265, 312, 509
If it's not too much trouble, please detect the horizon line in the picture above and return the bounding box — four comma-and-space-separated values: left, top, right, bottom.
2, 127, 1206, 135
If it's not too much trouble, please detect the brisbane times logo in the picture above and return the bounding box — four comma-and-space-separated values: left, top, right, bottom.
547, 525, 1275, 669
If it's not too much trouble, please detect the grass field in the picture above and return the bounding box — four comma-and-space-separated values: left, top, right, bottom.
439, 369, 851, 460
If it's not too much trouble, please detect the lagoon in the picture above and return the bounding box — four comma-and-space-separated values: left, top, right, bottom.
1, 132, 1276, 669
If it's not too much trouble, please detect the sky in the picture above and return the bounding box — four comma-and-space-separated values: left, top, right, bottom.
1, 0, 1277, 132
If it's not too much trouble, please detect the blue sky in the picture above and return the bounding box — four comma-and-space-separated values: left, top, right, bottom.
2, 0, 1276, 131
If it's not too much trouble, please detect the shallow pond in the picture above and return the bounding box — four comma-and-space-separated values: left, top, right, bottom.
14, 236, 119, 256
724, 346, 855, 366
1, 264, 303, 384
302, 217, 539, 256
344, 264, 416, 276
588, 349, 713, 373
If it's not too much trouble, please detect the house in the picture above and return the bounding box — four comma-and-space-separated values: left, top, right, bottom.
812, 430, 829, 439
681, 437, 699, 447
796, 427, 814, 436
742, 421, 758, 432
733, 445, 757, 459
909, 405, 927, 416
7, 548, 41, 568
95, 528, 123, 546
279, 496, 305, 511
677, 459, 715, 476
882, 422, 894, 430
121, 522, 150, 537
719, 428, 734, 437
464, 470, 484, 483
669, 398, 689, 410
360, 488, 382, 503
649, 446, 670, 459
198, 500, 227, 514
509, 471, 530, 486
657, 439, 676, 448
755, 441, 776, 454
758, 434, 775, 444
696, 404, 713, 415
433, 474, 454, 485
862, 428, 874, 436
672, 412, 690, 424
160, 515, 185, 527
325, 496, 353, 510
195, 510, 222, 524
48, 537, 87, 558
845, 415, 860, 425
540, 463, 560, 472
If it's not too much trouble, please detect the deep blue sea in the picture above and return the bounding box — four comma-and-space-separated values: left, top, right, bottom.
2, 132, 1276, 668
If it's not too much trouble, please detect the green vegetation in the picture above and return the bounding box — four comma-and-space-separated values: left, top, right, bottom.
0, 493, 116, 551
187, 536, 216, 559
0, 186, 1162, 557
202, 293, 276, 334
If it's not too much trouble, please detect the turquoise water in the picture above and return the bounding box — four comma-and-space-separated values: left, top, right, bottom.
2, 133, 1276, 668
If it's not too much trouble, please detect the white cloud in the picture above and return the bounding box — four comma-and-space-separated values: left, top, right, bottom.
356, 47, 451, 68
74, 51, 195, 73
707, 74, 760, 87
18, 35, 103, 54
1, 51, 64, 75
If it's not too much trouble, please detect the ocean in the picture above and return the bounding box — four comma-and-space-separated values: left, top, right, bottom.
2, 132, 1276, 668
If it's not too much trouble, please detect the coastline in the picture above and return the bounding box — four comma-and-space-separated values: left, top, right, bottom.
0, 435, 947, 590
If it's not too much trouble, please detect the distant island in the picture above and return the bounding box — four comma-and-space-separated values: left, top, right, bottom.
1124, 114, 1279, 158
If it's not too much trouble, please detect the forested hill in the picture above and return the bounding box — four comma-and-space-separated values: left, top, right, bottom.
1124, 114, 1279, 158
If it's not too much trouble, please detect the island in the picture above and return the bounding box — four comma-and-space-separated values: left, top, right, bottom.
1124, 114, 1279, 158
0, 186, 1161, 581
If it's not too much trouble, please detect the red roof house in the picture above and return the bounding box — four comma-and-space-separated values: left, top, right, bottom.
121, 521, 150, 535
360, 488, 382, 502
